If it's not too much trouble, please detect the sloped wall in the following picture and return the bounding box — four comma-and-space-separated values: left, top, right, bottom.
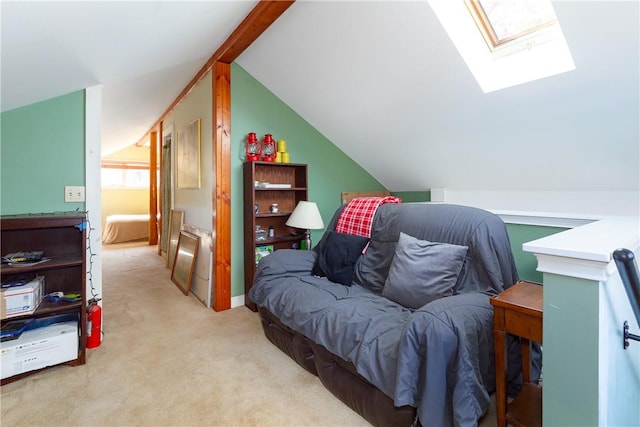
231, 63, 385, 301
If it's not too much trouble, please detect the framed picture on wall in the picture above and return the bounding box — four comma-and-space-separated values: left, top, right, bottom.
176, 118, 201, 189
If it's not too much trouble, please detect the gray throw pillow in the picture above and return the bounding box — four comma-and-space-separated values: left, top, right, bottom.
382, 232, 468, 309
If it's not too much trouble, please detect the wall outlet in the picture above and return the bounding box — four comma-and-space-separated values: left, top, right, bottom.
64, 186, 85, 202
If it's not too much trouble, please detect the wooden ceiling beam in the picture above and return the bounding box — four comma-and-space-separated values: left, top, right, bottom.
137, 0, 294, 145
216, 0, 295, 63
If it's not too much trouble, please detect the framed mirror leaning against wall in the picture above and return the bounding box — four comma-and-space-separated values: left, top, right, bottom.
171, 231, 199, 296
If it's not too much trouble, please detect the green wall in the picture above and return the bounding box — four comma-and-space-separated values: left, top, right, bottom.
542, 273, 600, 426
0, 78, 567, 301
231, 63, 385, 298
392, 191, 430, 203
1, 91, 85, 215
0, 77, 554, 301
506, 223, 568, 283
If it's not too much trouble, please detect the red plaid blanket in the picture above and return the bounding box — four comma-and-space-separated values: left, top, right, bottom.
336, 196, 402, 238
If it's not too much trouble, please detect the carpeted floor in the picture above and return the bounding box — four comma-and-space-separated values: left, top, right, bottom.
1, 243, 497, 426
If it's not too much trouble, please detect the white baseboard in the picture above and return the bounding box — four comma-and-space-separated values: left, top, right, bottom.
231, 294, 244, 309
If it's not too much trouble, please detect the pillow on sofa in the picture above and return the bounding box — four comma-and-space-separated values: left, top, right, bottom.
312, 231, 370, 286
382, 232, 468, 309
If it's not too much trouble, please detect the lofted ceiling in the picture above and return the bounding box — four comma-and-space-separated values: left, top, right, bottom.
2, 1, 638, 198
1, 0, 258, 155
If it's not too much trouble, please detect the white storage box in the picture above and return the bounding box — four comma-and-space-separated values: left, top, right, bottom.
1, 321, 78, 379
1, 276, 44, 319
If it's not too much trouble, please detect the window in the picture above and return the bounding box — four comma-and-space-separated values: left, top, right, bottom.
101, 161, 150, 188
428, 0, 575, 93
466, 0, 557, 51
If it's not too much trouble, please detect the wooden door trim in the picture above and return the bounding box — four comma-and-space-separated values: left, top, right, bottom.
148, 131, 158, 245
212, 62, 232, 311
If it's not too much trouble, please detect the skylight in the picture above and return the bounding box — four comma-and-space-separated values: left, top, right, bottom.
428, 0, 575, 93
468, 0, 557, 50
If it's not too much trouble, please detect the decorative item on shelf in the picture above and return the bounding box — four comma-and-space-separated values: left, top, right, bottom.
261, 134, 276, 162
286, 201, 325, 250
268, 226, 275, 238
255, 225, 267, 241
246, 132, 260, 162
276, 139, 290, 163
270, 203, 279, 213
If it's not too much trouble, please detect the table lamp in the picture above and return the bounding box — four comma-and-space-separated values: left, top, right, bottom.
286, 201, 324, 250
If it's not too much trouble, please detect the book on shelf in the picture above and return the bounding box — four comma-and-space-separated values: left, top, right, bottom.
255, 182, 292, 189
255, 245, 274, 265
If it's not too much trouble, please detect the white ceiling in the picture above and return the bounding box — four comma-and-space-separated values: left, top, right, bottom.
2, 1, 638, 195
1, 0, 257, 155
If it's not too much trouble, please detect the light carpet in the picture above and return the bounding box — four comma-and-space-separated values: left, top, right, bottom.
1, 243, 496, 426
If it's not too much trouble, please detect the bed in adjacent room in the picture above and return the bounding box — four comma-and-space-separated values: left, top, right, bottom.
102, 214, 150, 244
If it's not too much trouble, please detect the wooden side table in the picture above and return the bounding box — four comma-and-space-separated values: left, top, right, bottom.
490, 280, 543, 427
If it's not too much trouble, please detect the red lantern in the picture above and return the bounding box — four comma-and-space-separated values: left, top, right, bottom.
261, 134, 276, 162
246, 132, 260, 162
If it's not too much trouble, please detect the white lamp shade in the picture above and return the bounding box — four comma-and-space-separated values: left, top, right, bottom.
286, 201, 324, 230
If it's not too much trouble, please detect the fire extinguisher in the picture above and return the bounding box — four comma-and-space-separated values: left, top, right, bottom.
86, 297, 102, 349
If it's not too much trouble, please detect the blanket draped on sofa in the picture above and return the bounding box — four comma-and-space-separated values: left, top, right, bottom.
336, 196, 401, 237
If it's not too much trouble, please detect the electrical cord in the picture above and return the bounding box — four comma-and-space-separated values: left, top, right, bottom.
75, 209, 100, 301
